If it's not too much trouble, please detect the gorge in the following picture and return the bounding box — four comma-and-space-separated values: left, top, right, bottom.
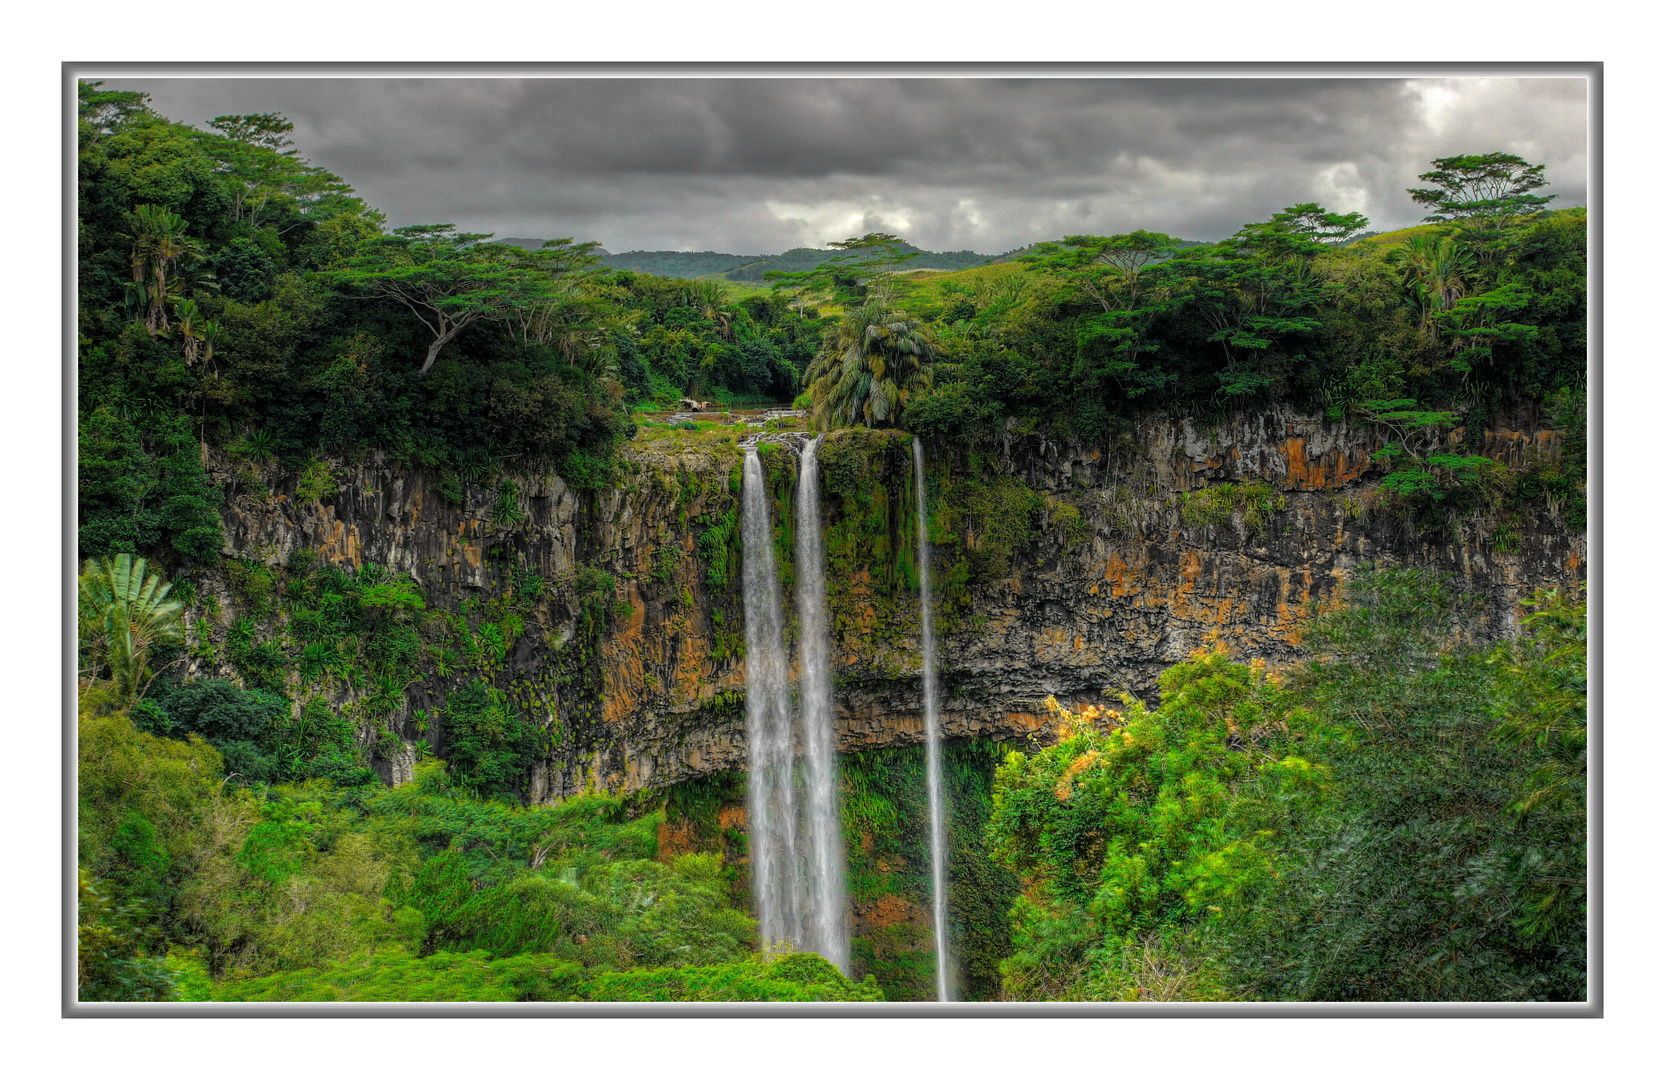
170, 402, 1582, 998
71, 84, 1589, 1006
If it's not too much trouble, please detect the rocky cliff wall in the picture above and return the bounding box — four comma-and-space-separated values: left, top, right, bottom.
185, 404, 1583, 800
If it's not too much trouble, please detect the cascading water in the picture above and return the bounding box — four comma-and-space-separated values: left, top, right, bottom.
741, 447, 804, 952
913, 437, 952, 1001
795, 436, 849, 972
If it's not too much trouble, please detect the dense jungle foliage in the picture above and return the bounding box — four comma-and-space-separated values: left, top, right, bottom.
77, 80, 1586, 571
77, 82, 1586, 1003
986, 569, 1586, 1002
77, 560, 1586, 1003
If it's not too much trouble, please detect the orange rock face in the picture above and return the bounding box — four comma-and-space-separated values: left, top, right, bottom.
199, 405, 1584, 800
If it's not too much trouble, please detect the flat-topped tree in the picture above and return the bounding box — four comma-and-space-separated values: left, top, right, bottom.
324, 225, 546, 373
764, 231, 922, 311
1022, 231, 1183, 399
202, 112, 362, 232
1408, 152, 1557, 260
825, 232, 921, 306
1269, 203, 1370, 245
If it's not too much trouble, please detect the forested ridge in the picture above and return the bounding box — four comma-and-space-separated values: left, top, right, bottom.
76, 81, 1587, 1004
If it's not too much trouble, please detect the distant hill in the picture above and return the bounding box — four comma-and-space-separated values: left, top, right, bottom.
498, 238, 1001, 282
495, 234, 1222, 281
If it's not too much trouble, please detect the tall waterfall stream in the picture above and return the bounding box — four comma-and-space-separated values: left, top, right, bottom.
913, 437, 952, 1001
741, 441, 848, 972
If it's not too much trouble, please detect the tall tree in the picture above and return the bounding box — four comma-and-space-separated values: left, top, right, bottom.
123, 205, 203, 335
201, 113, 363, 232
323, 225, 546, 373
1269, 203, 1371, 245
1408, 152, 1558, 260
77, 81, 156, 147
824, 232, 922, 306
205, 113, 297, 226
502, 238, 606, 361
765, 232, 923, 311
1024, 231, 1182, 399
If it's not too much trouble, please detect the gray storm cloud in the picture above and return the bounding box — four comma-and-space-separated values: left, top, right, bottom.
102, 76, 1589, 253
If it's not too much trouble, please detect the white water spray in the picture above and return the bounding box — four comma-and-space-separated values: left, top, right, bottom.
795, 436, 849, 971
913, 437, 952, 1001
742, 448, 804, 951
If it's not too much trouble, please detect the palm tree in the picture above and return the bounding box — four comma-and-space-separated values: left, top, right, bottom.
803, 302, 935, 430
123, 204, 203, 335
78, 554, 185, 705
1387, 233, 1475, 340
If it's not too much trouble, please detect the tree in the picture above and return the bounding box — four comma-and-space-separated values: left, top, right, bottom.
1172, 207, 1346, 397
986, 647, 1336, 1000
501, 238, 606, 361
79, 554, 186, 705
1024, 231, 1182, 399
201, 113, 363, 233
123, 205, 203, 335
766, 232, 922, 311
1356, 398, 1497, 521
803, 302, 935, 429
1387, 233, 1476, 340
1268, 203, 1370, 245
322, 225, 546, 373
824, 232, 922, 306
172, 298, 222, 367
1408, 152, 1558, 259
205, 113, 296, 227
77, 81, 156, 148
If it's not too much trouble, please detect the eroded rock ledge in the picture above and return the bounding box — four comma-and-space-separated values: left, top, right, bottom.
189, 404, 1583, 799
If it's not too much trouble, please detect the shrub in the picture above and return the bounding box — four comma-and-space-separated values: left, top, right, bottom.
155, 680, 289, 745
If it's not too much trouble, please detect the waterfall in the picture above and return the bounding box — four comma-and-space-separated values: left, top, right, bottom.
795, 436, 849, 972
913, 437, 952, 1001
741, 448, 804, 952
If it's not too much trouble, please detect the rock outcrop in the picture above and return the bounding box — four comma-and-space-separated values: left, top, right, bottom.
189, 404, 1584, 799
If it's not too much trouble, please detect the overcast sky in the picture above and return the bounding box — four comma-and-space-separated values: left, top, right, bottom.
105, 76, 1589, 255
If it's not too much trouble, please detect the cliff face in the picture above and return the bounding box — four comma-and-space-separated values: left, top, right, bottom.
188, 405, 1583, 800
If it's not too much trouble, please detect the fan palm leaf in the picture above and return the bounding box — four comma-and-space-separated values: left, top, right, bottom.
805, 302, 935, 431
78, 554, 185, 704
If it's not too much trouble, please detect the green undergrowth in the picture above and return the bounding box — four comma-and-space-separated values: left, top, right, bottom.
160, 543, 650, 801
818, 430, 1061, 642
201, 949, 880, 1002
1175, 481, 1287, 537
841, 739, 1020, 1002
656, 738, 1019, 1003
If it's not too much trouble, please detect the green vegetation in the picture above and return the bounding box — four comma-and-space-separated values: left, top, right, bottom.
840, 741, 1020, 1001
986, 568, 1587, 1001
75, 82, 834, 570
896, 191, 1583, 451
78, 684, 880, 1002
79, 553, 186, 706
206, 949, 879, 1002
77, 80, 1585, 1006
